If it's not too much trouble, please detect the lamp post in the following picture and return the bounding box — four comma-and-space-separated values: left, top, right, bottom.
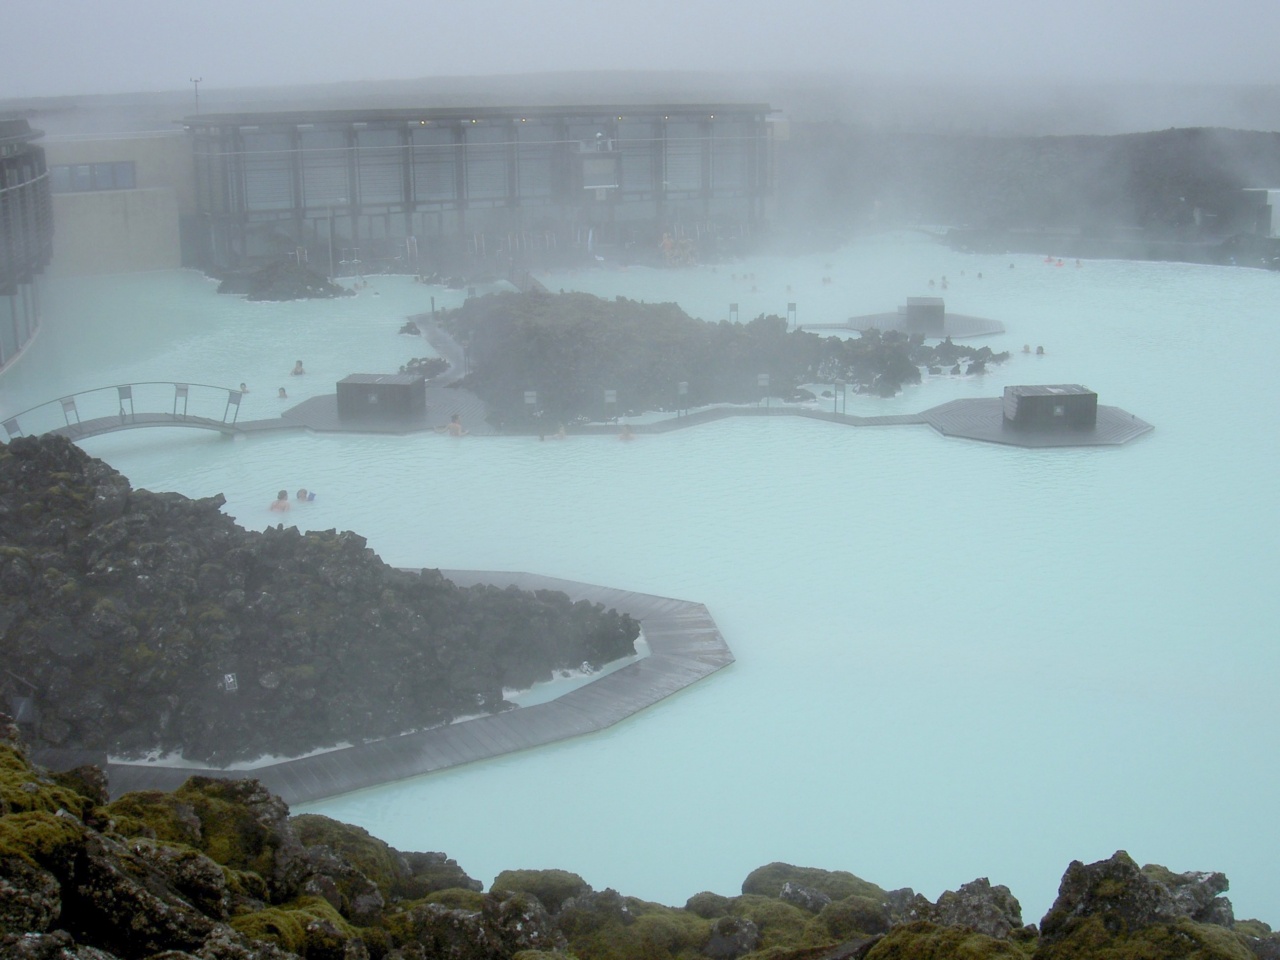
190, 77, 202, 115
677, 381, 688, 417
327, 201, 346, 280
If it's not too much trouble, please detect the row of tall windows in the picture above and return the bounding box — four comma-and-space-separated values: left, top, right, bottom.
232, 125, 757, 212
48, 161, 136, 193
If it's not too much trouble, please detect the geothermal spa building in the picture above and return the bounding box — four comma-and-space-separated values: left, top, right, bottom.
0, 119, 52, 366
185, 104, 773, 273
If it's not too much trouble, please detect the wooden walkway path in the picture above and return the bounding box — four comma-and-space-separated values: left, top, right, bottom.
805, 311, 1005, 339
3, 326, 1149, 449
101, 571, 732, 805
30, 393, 1149, 449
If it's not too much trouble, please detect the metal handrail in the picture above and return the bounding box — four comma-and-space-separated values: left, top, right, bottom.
2, 381, 245, 441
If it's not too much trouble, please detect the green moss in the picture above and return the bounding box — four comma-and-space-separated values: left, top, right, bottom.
561, 897, 711, 960
292, 813, 406, 897
1233, 919, 1272, 938
492, 868, 591, 912
230, 896, 357, 957
685, 891, 732, 919
379, 904, 417, 947
223, 862, 271, 906
170, 779, 279, 878
743, 946, 863, 960
728, 895, 815, 951
424, 888, 488, 911
48, 768, 106, 807
381, 891, 490, 946
1093, 878, 1126, 899
108, 779, 293, 887
1035, 917, 1256, 960
864, 920, 1027, 960
741, 863, 887, 903
632, 911, 708, 956
816, 895, 891, 939
0, 746, 94, 820
104, 790, 202, 845
1140, 864, 1180, 888
0, 810, 87, 868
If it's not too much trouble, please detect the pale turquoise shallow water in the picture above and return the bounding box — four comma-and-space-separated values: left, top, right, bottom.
2, 235, 1277, 925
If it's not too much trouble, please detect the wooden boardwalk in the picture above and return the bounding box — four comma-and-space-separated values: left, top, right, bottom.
6, 324, 1148, 449
102, 571, 733, 805
39, 394, 1149, 449
573, 400, 1150, 448
806, 311, 1006, 339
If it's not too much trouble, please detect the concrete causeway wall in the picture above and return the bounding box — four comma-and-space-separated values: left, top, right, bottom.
102, 571, 733, 804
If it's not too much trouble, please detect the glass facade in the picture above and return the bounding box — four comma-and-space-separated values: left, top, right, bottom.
0, 119, 52, 368
187, 105, 770, 274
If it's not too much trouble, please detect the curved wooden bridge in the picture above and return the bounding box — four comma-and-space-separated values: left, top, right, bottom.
2, 382, 247, 443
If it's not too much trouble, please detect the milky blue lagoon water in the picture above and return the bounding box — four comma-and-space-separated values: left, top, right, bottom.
2, 235, 1277, 925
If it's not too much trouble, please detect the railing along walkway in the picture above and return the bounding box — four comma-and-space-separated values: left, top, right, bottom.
3, 382, 246, 443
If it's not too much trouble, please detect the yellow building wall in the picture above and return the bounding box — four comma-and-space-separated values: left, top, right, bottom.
49, 188, 181, 276
43, 132, 193, 276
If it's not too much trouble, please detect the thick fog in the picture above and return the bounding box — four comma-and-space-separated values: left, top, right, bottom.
7, 0, 1280, 103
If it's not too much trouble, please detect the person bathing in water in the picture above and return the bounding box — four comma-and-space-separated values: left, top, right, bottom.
435, 413, 467, 437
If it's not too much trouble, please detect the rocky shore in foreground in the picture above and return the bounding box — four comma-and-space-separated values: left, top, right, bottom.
0, 436, 639, 765
0, 716, 1275, 960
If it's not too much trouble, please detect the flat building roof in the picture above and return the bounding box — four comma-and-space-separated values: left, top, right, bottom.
183, 103, 773, 128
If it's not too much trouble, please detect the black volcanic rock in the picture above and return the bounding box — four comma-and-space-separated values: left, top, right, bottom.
216, 260, 353, 301
0, 435, 640, 764
0, 733, 1276, 960
440, 293, 1003, 424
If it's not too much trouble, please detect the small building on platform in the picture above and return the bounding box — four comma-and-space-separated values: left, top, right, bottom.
336, 373, 426, 422
901, 297, 945, 334
836, 297, 1004, 339
1002, 384, 1098, 429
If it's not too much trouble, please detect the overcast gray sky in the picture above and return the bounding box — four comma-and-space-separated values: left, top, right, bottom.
6, 0, 1280, 99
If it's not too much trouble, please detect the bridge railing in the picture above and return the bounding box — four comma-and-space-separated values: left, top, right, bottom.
2, 382, 244, 441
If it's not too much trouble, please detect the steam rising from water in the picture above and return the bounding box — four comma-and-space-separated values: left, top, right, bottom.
5, 235, 1278, 925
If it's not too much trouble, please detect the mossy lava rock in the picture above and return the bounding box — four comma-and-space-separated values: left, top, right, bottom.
0, 435, 640, 764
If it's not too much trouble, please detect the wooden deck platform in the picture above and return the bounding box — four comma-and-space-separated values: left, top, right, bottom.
22, 319, 1147, 450
806, 311, 1006, 339
101, 571, 733, 805
919, 398, 1154, 446
272, 388, 496, 436
40, 389, 1149, 450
